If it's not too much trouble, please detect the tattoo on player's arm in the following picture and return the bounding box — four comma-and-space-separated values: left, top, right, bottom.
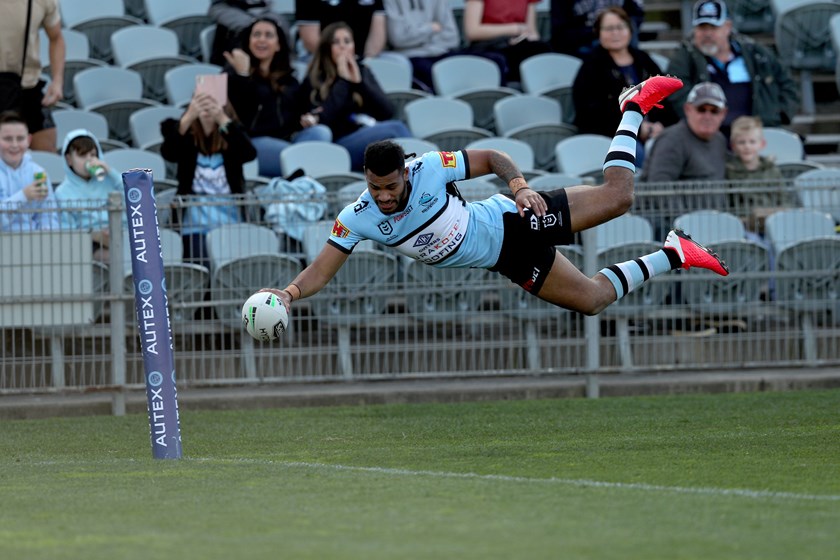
489, 151, 525, 191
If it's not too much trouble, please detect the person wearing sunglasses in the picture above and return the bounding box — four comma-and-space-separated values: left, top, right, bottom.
638, 82, 729, 238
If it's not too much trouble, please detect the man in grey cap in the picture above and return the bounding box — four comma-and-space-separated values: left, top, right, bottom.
667, 0, 798, 132
639, 82, 729, 236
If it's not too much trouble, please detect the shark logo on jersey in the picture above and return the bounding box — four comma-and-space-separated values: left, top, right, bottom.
413, 233, 434, 247
419, 192, 434, 206
353, 200, 370, 214
378, 221, 393, 235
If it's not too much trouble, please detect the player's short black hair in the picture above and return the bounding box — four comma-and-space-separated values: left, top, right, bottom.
364, 140, 405, 177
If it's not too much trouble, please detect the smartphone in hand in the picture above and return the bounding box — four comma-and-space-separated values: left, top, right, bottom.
195, 73, 228, 106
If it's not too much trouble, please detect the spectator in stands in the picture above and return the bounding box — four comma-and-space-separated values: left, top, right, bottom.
572, 7, 677, 168
462, 0, 552, 84
208, 0, 292, 67
383, 0, 506, 93
54, 129, 123, 262
640, 82, 729, 237
224, 17, 332, 178
551, 0, 644, 58
667, 0, 799, 136
725, 115, 788, 236
296, 0, 387, 61
298, 22, 412, 171
0, 0, 65, 152
0, 111, 58, 231
160, 91, 256, 267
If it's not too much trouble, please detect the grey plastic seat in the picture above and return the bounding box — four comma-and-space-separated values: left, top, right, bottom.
104, 148, 168, 180
129, 105, 185, 151
431, 55, 519, 132
404, 97, 492, 152
393, 137, 440, 160
111, 25, 197, 102
527, 173, 586, 190
555, 134, 612, 182
30, 151, 66, 185
40, 28, 89, 65
452, 178, 499, 202
362, 57, 413, 92
73, 66, 160, 143
760, 127, 804, 164
279, 141, 353, 180
765, 208, 836, 253
144, 0, 214, 59
52, 109, 110, 151
793, 168, 840, 222
771, 0, 840, 114
673, 210, 746, 244
729, 0, 775, 33
164, 63, 224, 107
493, 95, 577, 171
386, 89, 431, 123
465, 137, 536, 173
519, 53, 582, 123
61, 0, 143, 62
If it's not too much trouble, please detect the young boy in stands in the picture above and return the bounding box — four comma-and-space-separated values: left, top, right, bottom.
0, 111, 59, 231
54, 128, 123, 262
725, 115, 788, 235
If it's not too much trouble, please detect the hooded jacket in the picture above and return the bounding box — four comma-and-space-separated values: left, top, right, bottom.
384, 0, 461, 57
0, 151, 60, 231
54, 129, 124, 231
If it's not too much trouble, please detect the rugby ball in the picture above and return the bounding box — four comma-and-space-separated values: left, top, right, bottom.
242, 291, 288, 342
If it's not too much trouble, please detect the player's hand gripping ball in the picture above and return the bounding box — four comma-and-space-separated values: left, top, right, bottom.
242, 291, 288, 342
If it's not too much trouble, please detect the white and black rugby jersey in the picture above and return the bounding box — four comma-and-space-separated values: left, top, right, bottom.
328, 150, 518, 268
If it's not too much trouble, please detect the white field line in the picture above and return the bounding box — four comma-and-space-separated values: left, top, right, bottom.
27, 457, 840, 502
201, 458, 840, 503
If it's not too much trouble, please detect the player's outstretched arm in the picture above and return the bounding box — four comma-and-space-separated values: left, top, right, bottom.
465, 149, 547, 217
260, 243, 350, 311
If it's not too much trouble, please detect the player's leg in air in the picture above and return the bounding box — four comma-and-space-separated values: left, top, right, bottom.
533, 76, 729, 315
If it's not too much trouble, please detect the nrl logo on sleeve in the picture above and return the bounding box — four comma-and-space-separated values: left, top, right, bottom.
331, 219, 351, 238
438, 151, 457, 168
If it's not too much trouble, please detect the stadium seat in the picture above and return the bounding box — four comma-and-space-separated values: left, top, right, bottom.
527, 173, 587, 190
393, 137, 440, 159
164, 63, 224, 107
403, 97, 492, 152
554, 134, 612, 182
431, 55, 519, 132
729, 0, 776, 33
761, 127, 805, 164
673, 210, 746, 244
52, 109, 110, 151
73, 66, 160, 144
60, 0, 143, 62
40, 29, 104, 107
493, 95, 577, 171
111, 25, 197, 102
104, 148, 168, 180
793, 168, 840, 222
143, 0, 214, 60
362, 57, 413, 92
129, 105, 185, 151
30, 150, 66, 185
771, 0, 840, 114
519, 53, 582, 123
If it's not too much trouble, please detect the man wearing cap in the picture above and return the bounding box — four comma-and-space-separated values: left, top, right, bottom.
639, 82, 730, 237
667, 0, 798, 132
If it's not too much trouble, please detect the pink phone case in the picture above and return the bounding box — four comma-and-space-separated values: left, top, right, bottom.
195, 73, 228, 106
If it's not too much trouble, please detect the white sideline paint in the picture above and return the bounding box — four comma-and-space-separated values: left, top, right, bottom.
202, 458, 840, 503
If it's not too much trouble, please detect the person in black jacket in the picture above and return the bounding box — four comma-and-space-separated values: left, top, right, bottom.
224, 17, 332, 178
160, 91, 256, 267
572, 7, 677, 167
297, 21, 412, 171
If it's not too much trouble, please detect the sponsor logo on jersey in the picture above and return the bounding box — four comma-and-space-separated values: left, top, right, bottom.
419, 192, 434, 205
529, 212, 560, 231
438, 151, 456, 168
522, 266, 541, 292
413, 232, 434, 247
410, 160, 423, 174
393, 204, 413, 222
353, 200, 370, 214
378, 221, 393, 235
331, 219, 351, 238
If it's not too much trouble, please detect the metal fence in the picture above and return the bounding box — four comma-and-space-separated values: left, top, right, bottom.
1, 177, 838, 395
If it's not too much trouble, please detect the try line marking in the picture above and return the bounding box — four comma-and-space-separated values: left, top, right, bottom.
202, 457, 840, 503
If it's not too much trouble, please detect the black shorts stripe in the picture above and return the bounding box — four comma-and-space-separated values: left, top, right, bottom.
606, 264, 629, 296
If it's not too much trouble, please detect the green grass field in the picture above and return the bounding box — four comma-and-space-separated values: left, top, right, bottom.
2, 389, 839, 559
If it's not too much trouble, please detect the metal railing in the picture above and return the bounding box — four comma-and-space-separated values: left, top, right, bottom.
1, 178, 838, 397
